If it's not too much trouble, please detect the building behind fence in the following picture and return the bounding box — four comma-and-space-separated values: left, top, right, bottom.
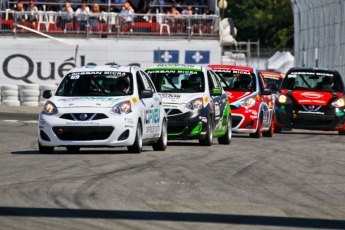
292, 0, 345, 77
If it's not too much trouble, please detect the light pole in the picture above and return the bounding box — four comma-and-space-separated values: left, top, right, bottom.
218, 0, 228, 19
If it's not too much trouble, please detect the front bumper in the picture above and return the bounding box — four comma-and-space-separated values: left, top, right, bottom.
38, 108, 137, 147
275, 104, 345, 130
231, 106, 259, 133
166, 109, 209, 139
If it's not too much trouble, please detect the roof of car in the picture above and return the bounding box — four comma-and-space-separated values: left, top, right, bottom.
208, 64, 254, 73
260, 71, 285, 79
287, 67, 340, 74
68, 65, 139, 73
146, 64, 205, 71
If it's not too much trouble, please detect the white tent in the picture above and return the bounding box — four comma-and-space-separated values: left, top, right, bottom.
266, 51, 294, 74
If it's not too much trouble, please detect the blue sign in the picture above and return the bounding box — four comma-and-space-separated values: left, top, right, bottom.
154, 50, 179, 63
185, 51, 210, 64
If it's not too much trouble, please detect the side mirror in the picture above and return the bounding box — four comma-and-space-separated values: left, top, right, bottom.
141, 89, 153, 98
42, 90, 52, 99
262, 88, 272, 95
212, 88, 222, 96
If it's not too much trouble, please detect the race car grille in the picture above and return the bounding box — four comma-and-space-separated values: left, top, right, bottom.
232, 116, 242, 128
52, 126, 114, 141
292, 115, 334, 126
165, 109, 182, 116
60, 113, 108, 121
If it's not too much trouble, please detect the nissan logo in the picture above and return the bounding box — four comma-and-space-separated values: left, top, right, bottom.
79, 114, 88, 120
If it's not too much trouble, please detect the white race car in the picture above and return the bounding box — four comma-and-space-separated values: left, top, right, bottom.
38, 65, 167, 153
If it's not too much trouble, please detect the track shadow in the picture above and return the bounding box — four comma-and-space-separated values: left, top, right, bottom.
11, 148, 151, 155
0, 206, 343, 229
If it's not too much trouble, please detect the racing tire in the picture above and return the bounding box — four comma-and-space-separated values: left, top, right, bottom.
38, 142, 54, 154
250, 114, 262, 138
274, 127, 282, 133
152, 119, 167, 151
263, 115, 274, 137
66, 146, 81, 153
339, 131, 345, 135
218, 116, 232, 145
128, 121, 143, 153
199, 114, 213, 146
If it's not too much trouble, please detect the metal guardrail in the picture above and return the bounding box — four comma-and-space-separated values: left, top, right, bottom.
0, 10, 219, 40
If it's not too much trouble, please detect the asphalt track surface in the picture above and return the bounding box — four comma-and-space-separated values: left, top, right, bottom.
0, 107, 345, 230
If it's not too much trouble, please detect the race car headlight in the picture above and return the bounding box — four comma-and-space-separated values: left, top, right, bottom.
278, 94, 288, 104
111, 101, 132, 114
240, 97, 256, 108
332, 97, 345, 108
185, 98, 204, 110
43, 101, 58, 115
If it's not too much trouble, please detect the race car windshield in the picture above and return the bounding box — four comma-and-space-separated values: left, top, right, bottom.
282, 71, 343, 92
147, 71, 205, 93
215, 71, 257, 92
55, 72, 134, 96
264, 77, 283, 92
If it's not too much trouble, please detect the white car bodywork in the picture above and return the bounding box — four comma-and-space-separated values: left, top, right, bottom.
38, 65, 167, 153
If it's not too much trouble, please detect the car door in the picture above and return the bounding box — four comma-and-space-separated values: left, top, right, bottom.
208, 69, 226, 126
138, 70, 162, 139
257, 71, 272, 128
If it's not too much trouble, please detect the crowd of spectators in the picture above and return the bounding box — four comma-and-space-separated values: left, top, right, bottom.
2, 0, 214, 34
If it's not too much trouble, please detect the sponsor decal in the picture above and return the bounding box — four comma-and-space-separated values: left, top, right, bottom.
199, 116, 207, 122
159, 94, 181, 99
287, 74, 296, 78
301, 92, 324, 98
233, 70, 251, 74
298, 99, 325, 104
124, 117, 134, 124
264, 76, 280, 80
164, 104, 178, 108
125, 125, 134, 128
250, 115, 258, 119
66, 121, 99, 125
248, 109, 257, 115
147, 70, 198, 74
298, 111, 324, 114
215, 103, 220, 116
144, 109, 160, 124
58, 97, 120, 102
146, 125, 160, 133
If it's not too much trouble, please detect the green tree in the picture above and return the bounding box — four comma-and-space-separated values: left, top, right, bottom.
225, 0, 293, 49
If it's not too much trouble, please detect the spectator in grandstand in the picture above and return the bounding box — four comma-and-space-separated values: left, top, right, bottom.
191, 7, 202, 35
27, 1, 38, 29
202, 7, 213, 34
89, 3, 105, 31
114, 0, 127, 12
167, 5, 181, 33
120, 1, 134, 33
144, 0, 165, 23
13, 1, 26, 28
181, 5, 192, 15
58, 0, 74, 32
75, 1, 90, 32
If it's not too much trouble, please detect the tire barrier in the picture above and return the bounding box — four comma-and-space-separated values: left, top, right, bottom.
0, 84, 56, 107
1, 84, 20, 107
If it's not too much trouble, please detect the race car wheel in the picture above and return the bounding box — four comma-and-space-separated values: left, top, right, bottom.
128, 121, 143, 153
263, 115, 274, 137
38, 141, 54, 154
152, 118, 167, 151
199, 114, 213, 146
66, 146, 80, 153
274, 127, 282, 133
250, 114, 262, 138
218, 115, 232, 145
339, 131, 345, 135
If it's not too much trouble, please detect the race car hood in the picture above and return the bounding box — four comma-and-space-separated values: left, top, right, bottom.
291, 91, 333, 106
53, 96, 125, 108
225, 90, 254, 104
159, 93, 204, 104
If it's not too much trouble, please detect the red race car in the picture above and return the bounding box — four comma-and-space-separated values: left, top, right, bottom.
209, 65, 275, 138
260, 71, 285, 95
274, 67, 345, 134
